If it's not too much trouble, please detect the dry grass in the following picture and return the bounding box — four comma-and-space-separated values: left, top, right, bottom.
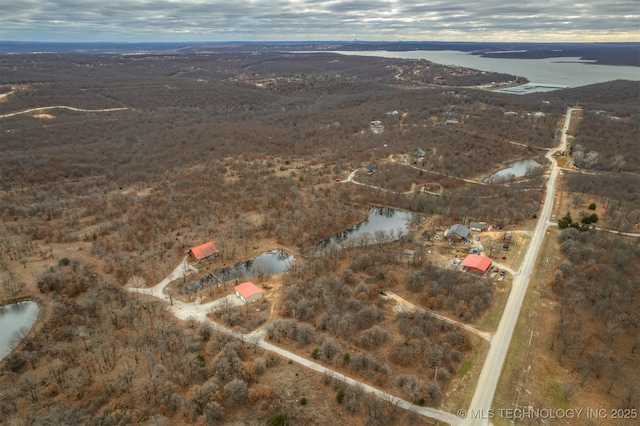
491, 227, 559, 424
442, 337, 490, 414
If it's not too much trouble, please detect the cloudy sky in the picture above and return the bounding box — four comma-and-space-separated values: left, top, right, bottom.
1, 0, 639, 42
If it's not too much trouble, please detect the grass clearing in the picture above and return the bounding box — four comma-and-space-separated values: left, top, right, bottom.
475, 278, 510, 332
444, 337, 490, 413
545, 378, 569, 410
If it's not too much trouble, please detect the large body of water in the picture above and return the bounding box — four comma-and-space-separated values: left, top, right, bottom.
330, 50, 640, 89
0, 301, 39, 360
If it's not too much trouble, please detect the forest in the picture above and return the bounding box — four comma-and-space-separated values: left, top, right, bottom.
0, 51, 638, 424
550, 228, 639, 410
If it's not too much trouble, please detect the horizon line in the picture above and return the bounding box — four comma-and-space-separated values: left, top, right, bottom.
2, 40, 639, 44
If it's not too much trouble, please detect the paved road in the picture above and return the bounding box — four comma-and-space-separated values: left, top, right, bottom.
464, 108, 576, 425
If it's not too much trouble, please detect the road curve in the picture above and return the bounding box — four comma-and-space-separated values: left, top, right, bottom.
464, 107, 576, 425
130, 260, 461, 425
0, 105, 128, 118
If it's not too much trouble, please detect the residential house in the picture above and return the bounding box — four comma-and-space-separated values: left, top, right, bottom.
188, 241, 219, 261
414, 147, 426, 158
358, 164, 376, 174
447, 224, 470, 241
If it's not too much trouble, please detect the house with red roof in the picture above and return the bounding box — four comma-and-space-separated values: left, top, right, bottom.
188, 241, 219, 261
460, 254, 492, 275
234, 281, 264, 304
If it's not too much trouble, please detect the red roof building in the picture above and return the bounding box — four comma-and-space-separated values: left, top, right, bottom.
460, 254, 492, 275
188, 241, 219, 260
234, 281, 264, 304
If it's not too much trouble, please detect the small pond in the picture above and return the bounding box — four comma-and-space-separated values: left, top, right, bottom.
485, 159, 542, 182
319, 206, 424, 250
213, 249, 295, 282
0, 301, 39, 360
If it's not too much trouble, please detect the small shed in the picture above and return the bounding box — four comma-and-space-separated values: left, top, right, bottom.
188, 241, 219, 261
460, 254, 492, 275
469, 221, 487, 232
234, 281, 264, 304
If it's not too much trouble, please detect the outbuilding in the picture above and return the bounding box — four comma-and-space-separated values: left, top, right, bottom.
460, 254, 493, 275
234, 281, 264, 304
469, 221, 487, 232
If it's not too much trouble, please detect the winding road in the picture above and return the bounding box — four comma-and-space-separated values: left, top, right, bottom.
0, 105, 128, 118
130, 107, 582, 425
129, 258, 462, 425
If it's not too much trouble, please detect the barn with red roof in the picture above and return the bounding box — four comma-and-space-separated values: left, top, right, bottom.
460, 254, 493, 275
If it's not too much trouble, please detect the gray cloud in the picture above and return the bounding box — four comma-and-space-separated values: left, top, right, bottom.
1, 0, 638, 41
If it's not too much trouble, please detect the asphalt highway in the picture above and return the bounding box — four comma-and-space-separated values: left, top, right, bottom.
464, 108, 575, 425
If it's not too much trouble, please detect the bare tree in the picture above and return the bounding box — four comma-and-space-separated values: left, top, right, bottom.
224, 378, 248, 405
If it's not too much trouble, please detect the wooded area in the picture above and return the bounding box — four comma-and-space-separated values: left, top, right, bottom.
0, 52, 638, 424
550, 229, 639, 410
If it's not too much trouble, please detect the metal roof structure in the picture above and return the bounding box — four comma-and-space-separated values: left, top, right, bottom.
189, 241, 219, 260
234, 281, 263, 300
460, 254, 492, 272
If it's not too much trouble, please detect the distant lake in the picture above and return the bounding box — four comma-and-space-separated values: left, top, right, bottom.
329, 50, 640, 89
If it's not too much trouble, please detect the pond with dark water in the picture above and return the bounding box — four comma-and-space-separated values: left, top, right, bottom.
0, 301, 39, 360
319, 206, 424, 251
213, 249, 295, 282
485, 159, 542, 182
209, 207, 423, 282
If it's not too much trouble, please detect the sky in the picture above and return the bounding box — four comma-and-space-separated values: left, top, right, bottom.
1, 0, 639, 43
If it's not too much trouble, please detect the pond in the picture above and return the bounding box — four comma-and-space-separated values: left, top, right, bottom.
0, 301, 39, 360
485, 159, 542, 183
213, 249, 295, 283
318, 206, 424, 251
